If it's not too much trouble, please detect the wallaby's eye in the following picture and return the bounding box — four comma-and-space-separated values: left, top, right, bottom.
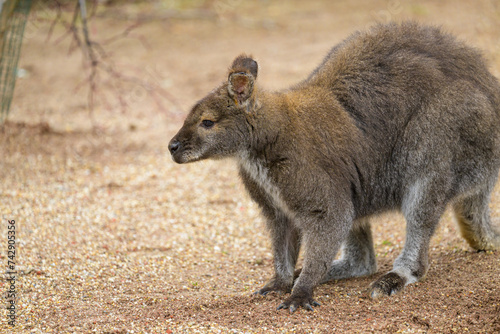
201, 120, 215, 129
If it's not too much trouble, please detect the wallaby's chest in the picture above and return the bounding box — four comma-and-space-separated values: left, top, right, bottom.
239, 155, 295, 218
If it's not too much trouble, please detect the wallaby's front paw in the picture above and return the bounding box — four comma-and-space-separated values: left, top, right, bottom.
369, 272, 407, 299
276, 288, 320, 313
253, 277, 292, 296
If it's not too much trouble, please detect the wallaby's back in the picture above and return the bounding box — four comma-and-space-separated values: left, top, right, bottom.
307, 22, 500, 114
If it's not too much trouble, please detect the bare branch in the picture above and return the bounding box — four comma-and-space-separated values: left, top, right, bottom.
44, 1, 182, 126
44, 1, 63, 43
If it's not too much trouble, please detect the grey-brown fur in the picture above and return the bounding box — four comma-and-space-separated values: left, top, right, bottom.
168, 22, 500, 312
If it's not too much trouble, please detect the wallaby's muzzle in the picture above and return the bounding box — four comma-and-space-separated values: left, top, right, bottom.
168, 137, 184, 163
168, 139, 181, 155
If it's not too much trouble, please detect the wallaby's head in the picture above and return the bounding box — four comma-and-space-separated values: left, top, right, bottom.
169, 55, 259, 164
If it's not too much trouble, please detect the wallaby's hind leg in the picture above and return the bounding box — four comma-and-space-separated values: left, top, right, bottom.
370, 178, 445, 298
453, 187, 500, 251
321, 218, 377, 283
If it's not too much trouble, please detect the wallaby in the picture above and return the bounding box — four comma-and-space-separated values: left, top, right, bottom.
168, 22, 500, 313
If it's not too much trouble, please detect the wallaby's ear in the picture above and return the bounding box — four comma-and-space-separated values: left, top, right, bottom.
228, 54, 258, 105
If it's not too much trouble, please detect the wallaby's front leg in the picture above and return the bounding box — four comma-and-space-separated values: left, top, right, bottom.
254, 211, 301, 295
277, 217, 350, 313
239, 168, 302, 296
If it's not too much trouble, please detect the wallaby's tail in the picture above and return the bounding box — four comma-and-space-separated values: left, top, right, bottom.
453, 191, 500, 250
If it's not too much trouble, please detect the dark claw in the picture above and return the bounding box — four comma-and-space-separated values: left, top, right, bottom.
276, 285, 321, 313
277, 299, 320, 313
252, 289, 269, 296
304, 303, 314, 312
277, 303, 288, 310
254, 278, 292, 297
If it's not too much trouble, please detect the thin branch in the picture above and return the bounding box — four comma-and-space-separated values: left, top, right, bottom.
44, 1, 63, 43
78, 0, 99, 121
44, 0, 182, 126
99, 22, 151, 50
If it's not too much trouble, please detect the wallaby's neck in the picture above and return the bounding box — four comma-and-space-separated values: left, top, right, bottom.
241, 89, 293, 160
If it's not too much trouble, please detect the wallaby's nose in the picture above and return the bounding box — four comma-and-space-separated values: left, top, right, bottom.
168, 140, 181, 155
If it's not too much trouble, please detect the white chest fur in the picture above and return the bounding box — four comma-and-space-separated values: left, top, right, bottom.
238, 153, 295, 218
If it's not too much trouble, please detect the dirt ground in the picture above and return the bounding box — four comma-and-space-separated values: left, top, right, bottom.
1, 0, 500, 333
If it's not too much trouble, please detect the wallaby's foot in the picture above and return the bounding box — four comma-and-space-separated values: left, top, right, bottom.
369, 272, 407, 298
253, 276, 292, 296
276, 287, 320, 313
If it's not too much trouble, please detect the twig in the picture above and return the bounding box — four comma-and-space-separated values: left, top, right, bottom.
77, 0, 98, 122
44, 1, 63, 43
44, 1, 183, 126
